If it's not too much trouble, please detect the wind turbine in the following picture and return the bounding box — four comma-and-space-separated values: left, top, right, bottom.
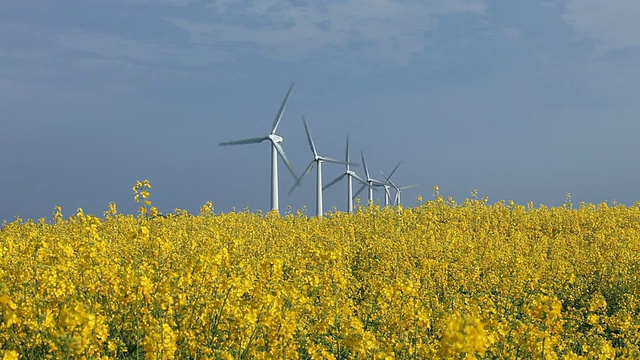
380, 162, 402, 207
289, 116, 349, 217
392, 182, 419, 206
219, 83, 298, 212
323, 134, 366, 213
354, 150, 384, 205
381, 164, 418, 206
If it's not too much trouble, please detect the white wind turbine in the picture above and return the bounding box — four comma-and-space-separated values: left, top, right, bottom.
323, 134, 366, 213
391, 182, 419, 206
219, 83, 298, 212
353, 150, 385, 205
289, 116, 350, 217
380, 162, 402, 207
381, 170, 419, 206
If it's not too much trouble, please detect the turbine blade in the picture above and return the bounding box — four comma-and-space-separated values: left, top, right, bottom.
271, 82, 295, 134
219, 136, 268, 146
302, 115, 318, 157
273, 141, 298, 180
289, 160, 315, 195
319, 156, 349, 165
387, 162, 402, 181
323, 173, 346, 190
345, 134, 350, 163
354, 183, 367, 198
361, 150, 370, 179
380, 171, 390, 183
383, 185, 391, 199
400, 184, 419, 190
351, 173, 367, 185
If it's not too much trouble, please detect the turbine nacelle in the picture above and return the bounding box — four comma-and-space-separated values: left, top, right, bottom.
269, 134, 284, 143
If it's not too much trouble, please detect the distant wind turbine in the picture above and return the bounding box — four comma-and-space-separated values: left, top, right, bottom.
380, 162, 402, 206
323, 134, 366, 213
289, 116, 350, 217
392, 182, 419, 206
219, 83, 298, 212
382, 169, 418, 206
354, 150, 384, 205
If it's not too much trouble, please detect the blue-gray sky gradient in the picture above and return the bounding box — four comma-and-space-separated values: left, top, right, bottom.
2, 0, 640, 221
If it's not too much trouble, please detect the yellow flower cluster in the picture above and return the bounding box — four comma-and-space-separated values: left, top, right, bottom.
2, 192, 640, 358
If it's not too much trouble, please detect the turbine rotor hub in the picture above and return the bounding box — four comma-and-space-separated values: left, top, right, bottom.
269, 134, 283, 143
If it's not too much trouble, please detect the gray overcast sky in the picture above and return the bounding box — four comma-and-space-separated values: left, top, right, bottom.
2, 0, 640, 221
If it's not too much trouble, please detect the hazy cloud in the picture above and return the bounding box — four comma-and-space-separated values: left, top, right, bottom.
563, 0, 640, 54
59, 31, 159, 62
57, 30, 231, 66
171, 0, 487, 65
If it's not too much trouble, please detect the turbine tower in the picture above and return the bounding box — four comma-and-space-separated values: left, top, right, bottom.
324, 134, 366, 213
219, 83, 298, 212
289, 116, 349, 217
354, 150, 384, 205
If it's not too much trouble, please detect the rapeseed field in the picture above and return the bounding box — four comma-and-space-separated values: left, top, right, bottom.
1, 182, 639, 358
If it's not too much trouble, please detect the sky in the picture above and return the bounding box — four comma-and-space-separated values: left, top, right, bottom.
2, 0, 640, 221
